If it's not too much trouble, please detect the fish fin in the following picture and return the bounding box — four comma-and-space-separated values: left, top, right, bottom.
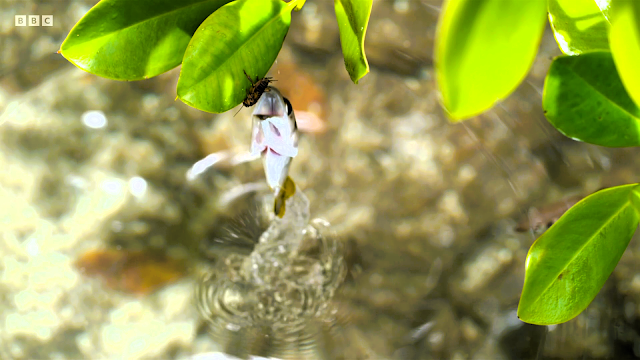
273, 177, 296, 218
275, 194, 285, 218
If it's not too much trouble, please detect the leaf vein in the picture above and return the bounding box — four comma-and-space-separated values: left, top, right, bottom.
65, 0, 217, 49
183, 3, 288, 93
539, 201, 631, 301
565, 61, 640, 122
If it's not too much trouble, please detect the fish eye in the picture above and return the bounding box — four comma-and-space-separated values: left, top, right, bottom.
256, 115, 269, 121
283, 97, 293, 116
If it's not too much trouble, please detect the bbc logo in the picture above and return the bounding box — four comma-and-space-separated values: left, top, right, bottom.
15, 15, 53, 27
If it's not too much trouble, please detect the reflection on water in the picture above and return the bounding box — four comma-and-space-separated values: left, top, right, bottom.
196, 189, 346, 359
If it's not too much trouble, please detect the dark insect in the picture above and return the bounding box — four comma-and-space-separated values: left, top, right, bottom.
235, 70, 276, 116
515, 194, 584, 233
515, 187, 609, 233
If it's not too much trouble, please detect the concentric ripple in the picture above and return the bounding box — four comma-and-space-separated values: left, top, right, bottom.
196, 189, 347, 358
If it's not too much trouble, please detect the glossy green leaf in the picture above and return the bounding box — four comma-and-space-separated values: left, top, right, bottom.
434, 0, 547, 121
610, 0, 640, 107
542, 52, 640, 147
547, 0, 610, 55
60, 0, 231, 80
518, 184, 640, 325
294, 0, 307, 11
177, 0, 298, 113
334, 0, 373, 84
596, 0, 612, 21
630, 185, 640, 216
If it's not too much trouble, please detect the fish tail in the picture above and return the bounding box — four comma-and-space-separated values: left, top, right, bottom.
274, 176, 296, 218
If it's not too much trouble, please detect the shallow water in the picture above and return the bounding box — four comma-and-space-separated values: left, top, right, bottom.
1, 1, 640, 359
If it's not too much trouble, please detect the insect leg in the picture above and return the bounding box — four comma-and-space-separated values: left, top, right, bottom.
243, 70, 255, 85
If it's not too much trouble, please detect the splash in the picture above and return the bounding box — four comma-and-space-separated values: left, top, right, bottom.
196, 188, 347, 359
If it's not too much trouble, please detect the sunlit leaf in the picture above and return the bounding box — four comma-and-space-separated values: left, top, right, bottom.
294, 0, 306, 11
630, 185, 640, 216
596, 0, 612, 21
610, 0, 640, 107
177, 0, 298, 113
60, 0, 231, 80
542, 52, 640, 147
434, 0, 547, 121
518, 184, 640, 325
334, 0, 373, 84
547, 0, 610, 55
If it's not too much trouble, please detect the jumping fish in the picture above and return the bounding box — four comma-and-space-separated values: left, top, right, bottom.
250, 87, 299, 217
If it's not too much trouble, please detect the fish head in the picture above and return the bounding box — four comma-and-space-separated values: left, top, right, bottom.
253, 87, 289, 118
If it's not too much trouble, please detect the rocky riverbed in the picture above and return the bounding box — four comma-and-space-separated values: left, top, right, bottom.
1, 0, 639, 359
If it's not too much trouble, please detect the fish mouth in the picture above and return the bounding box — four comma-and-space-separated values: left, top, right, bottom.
253, 87, 286, 118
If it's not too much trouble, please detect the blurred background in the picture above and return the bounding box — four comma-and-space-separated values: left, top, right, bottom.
1, 0, 640, 359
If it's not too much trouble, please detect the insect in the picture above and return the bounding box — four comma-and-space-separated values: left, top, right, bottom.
235, 70, 276, 116
515, 194, 584, 233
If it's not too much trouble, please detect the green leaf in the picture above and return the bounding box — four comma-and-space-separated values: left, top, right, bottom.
547, 0, 610, 55
60, 0, 231, 81
630, 185, 640, 216
434, 0, 547, 121
334, 0, 373, 84
610, 0, 640, 107
518, 184, 640, 325
596, 0, 612, 21
542, 51, 640, 147
293, 0, 307, 11
177, 0, 296, 113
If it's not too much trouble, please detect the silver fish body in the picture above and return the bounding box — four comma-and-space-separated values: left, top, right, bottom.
250, 87, 299, 192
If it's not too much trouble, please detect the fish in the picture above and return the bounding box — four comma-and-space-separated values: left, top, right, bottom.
274, 176, 296, 218
250, 87, 299, 216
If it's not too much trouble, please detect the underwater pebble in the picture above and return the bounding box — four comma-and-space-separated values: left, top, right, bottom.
75, 249, 186, 296
457, 164, 477, 185
438, 190, 467, 223
458, 245, 514, 294
631, 274, 640, 293
2, 3, 637, 358
460, 317, 480, 342
5, 309, 60, 341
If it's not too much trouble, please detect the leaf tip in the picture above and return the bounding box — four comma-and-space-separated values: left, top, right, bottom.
349, 68, 369, 84
293, 0, 306, 11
